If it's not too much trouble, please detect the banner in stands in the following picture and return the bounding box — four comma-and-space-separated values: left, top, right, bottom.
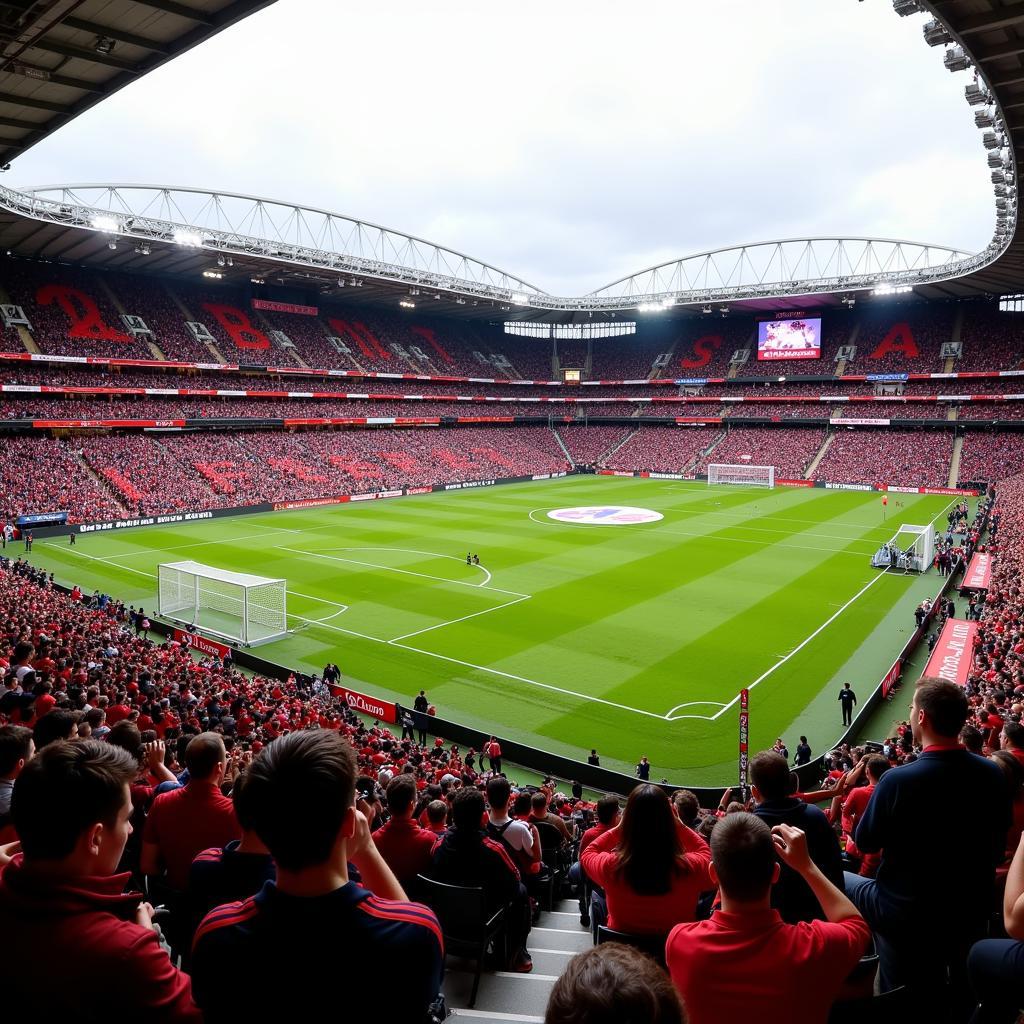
75, 504, 270, 533
961, 551, 993, 591
16, 510, 68, 526
830, 417, 891, 427
251, 299, 318, 316
923, 618, 978, 686
172, 628, 231, 659
328, 684, 397, 724
739, 689, 750, 792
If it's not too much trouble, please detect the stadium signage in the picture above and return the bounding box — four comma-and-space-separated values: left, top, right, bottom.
444, 480, 497, 490
328, 684, 397, 724
406, 486, 433, 495
867, 374, 909, 382
646, 473, 686, 480
251, 299, 318, 316
172, 628, 230, 659
77, 510, 217, 532
961, 551, 993, 592
824, 482, 874, 492
830, 417, 891, 427
923, 618, 978, 687
880, 658, 902, 700
16, 510, 68, 526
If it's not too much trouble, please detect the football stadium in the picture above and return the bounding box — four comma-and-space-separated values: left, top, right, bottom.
0, 1, 1023, 1021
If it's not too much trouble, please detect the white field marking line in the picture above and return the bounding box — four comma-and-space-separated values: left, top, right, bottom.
388, 595, 531, 643
246, 521, 304, 534
527, 507, 874, 558
58, 536, 712, 720
276, 546, 530, 599
102, 526, 306, 561
673, 494, 963, 724
326, 545, 493, 588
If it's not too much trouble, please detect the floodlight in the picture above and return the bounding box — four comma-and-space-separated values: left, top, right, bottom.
975, 110, 996, 129
216, 255, 226, 267
173, 229, 203, 247
966, 83, 990, 106
90, 214, 118, 232
892, 0, 922, 16
107, 240, 117, 250
203, 270, 223, 279
94, 36, 115, 54
922, 19, 950, 46
510, 292, 529, 305
399, 300, 415, 309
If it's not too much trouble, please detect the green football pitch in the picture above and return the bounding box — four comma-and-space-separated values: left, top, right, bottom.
21, 476, 955, 785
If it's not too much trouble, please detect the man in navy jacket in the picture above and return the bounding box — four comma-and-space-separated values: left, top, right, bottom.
847, 677, 1010, 1001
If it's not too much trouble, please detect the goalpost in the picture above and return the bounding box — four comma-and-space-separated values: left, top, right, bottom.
158, 560, 287, 647
707, 463, 775, 488
871, 524, 936, 574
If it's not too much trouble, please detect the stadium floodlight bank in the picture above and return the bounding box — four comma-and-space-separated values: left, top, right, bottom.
158, 560, 287, 647
707, 463, 775, 488
871, 523, 936, 574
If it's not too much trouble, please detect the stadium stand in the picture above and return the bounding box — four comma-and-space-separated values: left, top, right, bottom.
693, 427, 826, 480
813, 429, 953, 488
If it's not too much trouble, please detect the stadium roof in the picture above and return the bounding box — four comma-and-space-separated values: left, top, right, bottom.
0, 0, 1019, 322
0, 0, 275, 166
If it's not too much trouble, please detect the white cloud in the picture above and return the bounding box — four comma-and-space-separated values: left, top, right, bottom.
12, 0, 995, 295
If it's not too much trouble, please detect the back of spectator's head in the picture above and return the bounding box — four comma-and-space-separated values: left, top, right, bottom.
106, 720, 143, 761
544, 944, 686, 1024
231, 767, 260, 832
486, 775, 511, 811
33, 709, 78, 749
863, 754, 891, 783
618, 784, 683, 895
12, 641, 33, 665
1003, 720, 1024, 751
385, 773, 417, 816
426, 799, 448, 827
185, 732, 226, 780
671, 789, 699, 826
710, 812, 778, 903
961, 724, 984, 755
596, 795, 620, 826
750, 751, 790, 801
991, 750, 1024, 795
244, 731, 356, 871
12, 740, 135, 870
512, 790, 532, 817
914, 677, 969, 739
0, 724, 34, 779
531, 791, 548, 815
452, 786, 485, 833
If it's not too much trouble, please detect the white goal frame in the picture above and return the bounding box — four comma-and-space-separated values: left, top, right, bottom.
871, 523, 935, 574
707, 463, 775, 488
158, 560, 287, 647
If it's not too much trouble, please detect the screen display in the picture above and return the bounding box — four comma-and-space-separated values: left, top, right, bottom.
757, 317, 821, 361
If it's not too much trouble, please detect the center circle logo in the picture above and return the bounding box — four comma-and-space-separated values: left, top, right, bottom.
546, 506, 663, 525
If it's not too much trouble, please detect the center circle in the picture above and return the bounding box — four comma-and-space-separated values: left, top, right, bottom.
546, 505, 664, 525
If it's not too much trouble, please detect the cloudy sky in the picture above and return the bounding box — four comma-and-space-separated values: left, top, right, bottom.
11, 0, 993, 295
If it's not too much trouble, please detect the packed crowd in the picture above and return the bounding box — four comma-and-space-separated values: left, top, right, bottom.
814, 429, 954, 488
693, 427, 826, 480
600, 426, 723, 475
960, 433, 1024, 486
556, 425, 632, 464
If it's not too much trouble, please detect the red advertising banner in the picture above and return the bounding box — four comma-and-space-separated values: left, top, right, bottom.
880, 658, 902, 699
172, 628, 231, 660
961, 551, 993, 592
251, 299, 319, 316
923, 618, 978, 687
739, 688, 750, 791
328, 684, 397, 723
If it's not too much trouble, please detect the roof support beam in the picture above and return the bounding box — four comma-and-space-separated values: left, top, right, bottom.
941, 1, 1024, 36
5, 64, 103, 92
26, 39, 139, 73
127, 0, 214, 25
0, 91, 69, 112
61, 17, 172, 55
977, 39, 1024, 63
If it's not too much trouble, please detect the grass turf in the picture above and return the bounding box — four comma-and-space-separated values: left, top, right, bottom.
20, 476, 955, 785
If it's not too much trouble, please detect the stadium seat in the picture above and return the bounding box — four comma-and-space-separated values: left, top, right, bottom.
827, 985, 909, 1023
416, 875, 508, 1008
596, 924, 669, 967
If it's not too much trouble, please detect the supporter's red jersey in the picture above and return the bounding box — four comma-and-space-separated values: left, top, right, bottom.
666, 908, 869, 1024
144, 780, 240, 890
0, 855, 199, 1021
371, 816, 438, 884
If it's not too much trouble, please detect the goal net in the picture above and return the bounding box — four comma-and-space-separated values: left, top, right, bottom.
707, 463, 775, 488
158, 560, 287, 647
871, 523, 936, 574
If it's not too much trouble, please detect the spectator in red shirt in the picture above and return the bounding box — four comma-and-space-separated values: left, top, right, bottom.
839, 754, 889, 876
0, 740, 199, 1021
572, 794, 620, 927
140, 732, 239, 891
581, 783, 711, 936
666, 814, 868, 1024
371, 773, 437, 891
424, 799, 448, 834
